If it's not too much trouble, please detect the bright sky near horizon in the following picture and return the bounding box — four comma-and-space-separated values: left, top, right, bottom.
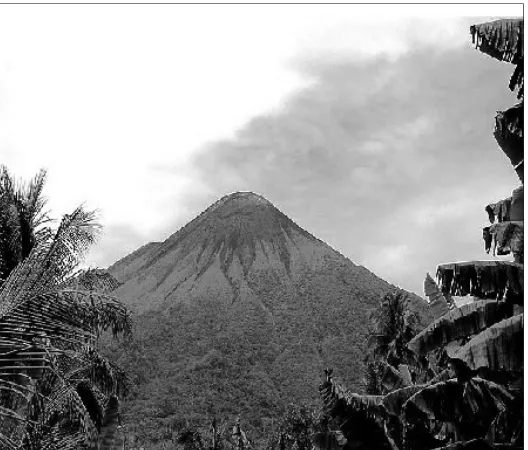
0, 4, 523, 296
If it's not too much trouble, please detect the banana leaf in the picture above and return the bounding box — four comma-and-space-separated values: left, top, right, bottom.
407, 300, 513, 355
404, 377, 514, 424
494, 104, 524, 182
488, 222, 524, 265
470, 19, 523, 63
383, 385, 426, 416
380, 362, 411, 393
320, 373, 384, 418
423, 273, 453, 320
485, 198, 512, 224
470, 19, 523, 98
436, 261, 523, 299
448, 314, 523, 373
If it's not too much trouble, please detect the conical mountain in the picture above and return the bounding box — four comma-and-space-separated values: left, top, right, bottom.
105, 192, 426, 447
110, 191, 382, 312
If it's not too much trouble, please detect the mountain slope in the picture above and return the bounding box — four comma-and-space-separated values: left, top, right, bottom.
104, 192, 428, 448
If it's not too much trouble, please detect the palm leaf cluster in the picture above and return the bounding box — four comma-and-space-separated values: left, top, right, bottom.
0, 167, 132, 449
0, 166, 49, 285
363, 292, 423, 396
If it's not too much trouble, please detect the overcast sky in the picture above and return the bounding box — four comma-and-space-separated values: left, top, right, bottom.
0, 4, 522, 296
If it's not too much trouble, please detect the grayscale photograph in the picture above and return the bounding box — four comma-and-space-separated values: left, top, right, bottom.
0, 3, 523, 450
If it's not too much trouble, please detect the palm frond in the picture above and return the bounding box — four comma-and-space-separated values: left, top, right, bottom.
23, 169, 48, 228
38, 430, 90, 450
0, 206, 101, 318
59, 349, 129, 398
43, 383, 99, 449
0, 289, 131, 360
0, 166, 51, 285
0, 429, 19, 450
63, 269, 122, 294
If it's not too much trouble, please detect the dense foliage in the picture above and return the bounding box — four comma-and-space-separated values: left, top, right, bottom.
320, 289, 523, 450
100, 257, 430, 450
0, 167, 132, 449
100, 190, 431, 449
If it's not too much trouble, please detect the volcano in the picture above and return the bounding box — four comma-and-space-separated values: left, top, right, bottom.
105, 192, 427, 446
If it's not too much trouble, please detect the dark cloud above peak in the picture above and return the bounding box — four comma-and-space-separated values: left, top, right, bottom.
184, 42, 518, 295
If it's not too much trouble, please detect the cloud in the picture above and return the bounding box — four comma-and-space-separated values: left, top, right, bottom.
183, 40, 519, 295
86, 224, 148, 269
1, 9, 522, 295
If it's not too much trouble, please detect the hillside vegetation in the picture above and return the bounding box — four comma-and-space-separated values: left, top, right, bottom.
101, 192, 431, 448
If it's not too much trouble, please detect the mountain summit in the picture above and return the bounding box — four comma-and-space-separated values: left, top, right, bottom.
106, 192, 425, 446
109, 191, 355, 312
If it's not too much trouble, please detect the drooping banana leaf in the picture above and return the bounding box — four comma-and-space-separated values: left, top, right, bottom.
380, 362, 411, 393
423, 273, 453, 320
470, 19, 523, 63
382, 385, 427, 416
404, 377, 514, 425
495, 103, 524, 183
470, 19, 523, 98
448, 314, 523, 374
436, 261, 523, 299
485, 198, 512, 224
320, 372, 384, 418
488, 222, 524, 266
407, 300, 513, 355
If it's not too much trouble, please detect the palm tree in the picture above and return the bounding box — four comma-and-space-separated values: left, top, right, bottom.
364, 292, 421, 395
0, 166, 50, 284
0, 169, 132, 449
